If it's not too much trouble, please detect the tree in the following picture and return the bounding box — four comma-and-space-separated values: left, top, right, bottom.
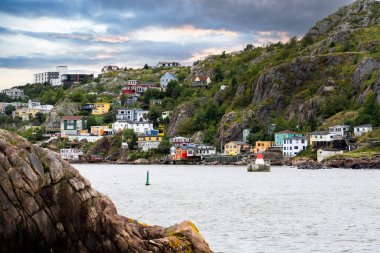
123, 129, 137, 149
355, 92, 380, 126
143, 63, 149, 69
103, 113, 115, 124
86, 116, 98, 130
158, 138, 171, 154
0, 93, 12, 102
214, 64, 224, 82
301, 33, 314, 48
35, 112, 46, 124
4, 105, 15, 116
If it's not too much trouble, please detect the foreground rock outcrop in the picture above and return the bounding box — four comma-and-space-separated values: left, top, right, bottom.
291, 155, 380, 169
0, 130, 211, 253
325, 155, 380, 169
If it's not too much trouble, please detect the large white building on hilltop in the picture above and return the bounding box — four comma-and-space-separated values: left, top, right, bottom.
34, 66, 93, 86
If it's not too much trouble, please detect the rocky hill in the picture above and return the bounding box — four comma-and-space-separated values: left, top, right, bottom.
7, 0, 380, 151
0, 130, 211, 252
166, 0, 380, 145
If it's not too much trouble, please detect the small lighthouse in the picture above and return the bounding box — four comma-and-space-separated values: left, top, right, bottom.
248, 151, 270, 172
255, 152, 265, 165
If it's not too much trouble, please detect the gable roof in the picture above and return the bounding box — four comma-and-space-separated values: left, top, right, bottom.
310, 131, 330, 135
275, 130, 297, 135
227, 141, 248, 145
161, 72, 177, 79
354, 124, 372, 128
61, 116, 85, 121
193, 75, 210, 82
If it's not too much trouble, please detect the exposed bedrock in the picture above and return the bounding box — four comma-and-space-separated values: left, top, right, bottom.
0, 129, 211, 253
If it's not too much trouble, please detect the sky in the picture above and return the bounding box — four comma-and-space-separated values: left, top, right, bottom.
0, 0, 355, 89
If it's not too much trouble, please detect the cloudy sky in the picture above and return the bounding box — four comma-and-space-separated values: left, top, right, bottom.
0, 0, 355, 89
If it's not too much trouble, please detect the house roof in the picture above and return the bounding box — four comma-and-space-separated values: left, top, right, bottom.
227, 141, 248, 145
275, 130, 297, 134
310, 131, 330, 135
161, 72, 177, 79
61, 116, 85, 121
355, 124, 372, 128
329, 125, 349, 128
284, 136, 307, 140
193, 75, 210, 81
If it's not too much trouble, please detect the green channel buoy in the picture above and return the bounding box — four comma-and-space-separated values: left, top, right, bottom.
146, 171, 150, 186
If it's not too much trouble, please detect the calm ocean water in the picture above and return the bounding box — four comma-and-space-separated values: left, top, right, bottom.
74, 164, 380, 253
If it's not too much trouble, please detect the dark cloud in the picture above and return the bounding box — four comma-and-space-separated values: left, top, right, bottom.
0, 0, 355, 34
0, 0, 356, 86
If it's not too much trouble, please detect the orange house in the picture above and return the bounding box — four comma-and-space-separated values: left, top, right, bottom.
251, 141, 274, 154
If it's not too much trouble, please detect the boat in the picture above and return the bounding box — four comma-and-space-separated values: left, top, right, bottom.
247, 152, 270, 172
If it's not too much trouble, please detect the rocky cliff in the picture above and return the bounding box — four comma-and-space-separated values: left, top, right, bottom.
0, 130, 211, 252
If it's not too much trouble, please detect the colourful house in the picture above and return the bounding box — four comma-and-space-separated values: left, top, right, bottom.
224, 141, 250, 156
137, 129, 163, 151
92, 103, 111, 115
192, 75, 211, 86
160, 72, 178, 88
251, 141, 274, 154
274, 130, 302, 147
60, 116, 87, 136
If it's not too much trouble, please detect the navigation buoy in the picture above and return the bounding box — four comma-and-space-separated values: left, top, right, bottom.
146, 171, 150, 186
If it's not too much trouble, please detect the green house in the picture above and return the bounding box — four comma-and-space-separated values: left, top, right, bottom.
274, 130, 302, 146
60, 116, 87, 136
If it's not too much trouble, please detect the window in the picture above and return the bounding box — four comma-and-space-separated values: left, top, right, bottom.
294, 146, 298, 150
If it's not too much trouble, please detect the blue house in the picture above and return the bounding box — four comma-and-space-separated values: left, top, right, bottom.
160, 72, 178, 88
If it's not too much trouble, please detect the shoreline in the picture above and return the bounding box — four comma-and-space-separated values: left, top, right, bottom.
67, 159, 380, 169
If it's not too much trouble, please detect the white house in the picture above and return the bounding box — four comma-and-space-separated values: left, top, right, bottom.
157, 61, 180, 68
101, 65, 119, 73
310, 131, 335, 147
170, 136, 192, 146
116, 108, 149, 122
112, 121, 153, 135
283, 136, 308, 157
329, 125, 350, 138
162, 111, 172, 119
160, 72, 178, 87
196, 145, 217, 157
127, 80, 139, 85
60, 149, 83, 161
354, 124, 373, 137
3, 88, 25, 99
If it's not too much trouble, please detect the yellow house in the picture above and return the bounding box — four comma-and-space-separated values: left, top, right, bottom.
137, 130, 163, 151
224, 141, 250, 156
92, 103, 111, 115
13, 108, 41, 121
251, 141, 274, 154
138, 135, 163, 142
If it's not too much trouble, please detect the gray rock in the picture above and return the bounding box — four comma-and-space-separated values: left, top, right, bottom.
0, 129, 212, 253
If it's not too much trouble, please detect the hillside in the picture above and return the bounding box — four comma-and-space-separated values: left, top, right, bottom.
1, 0, 380, 155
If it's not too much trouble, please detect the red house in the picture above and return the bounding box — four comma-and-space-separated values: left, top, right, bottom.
175, 147, 189, 160
121, 83, 157, 95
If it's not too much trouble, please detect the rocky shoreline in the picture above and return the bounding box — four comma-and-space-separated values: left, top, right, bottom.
291, 156, 380, 170
0, 130, 211, 253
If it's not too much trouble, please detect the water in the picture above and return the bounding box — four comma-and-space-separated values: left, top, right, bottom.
74, 164, 380, 253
